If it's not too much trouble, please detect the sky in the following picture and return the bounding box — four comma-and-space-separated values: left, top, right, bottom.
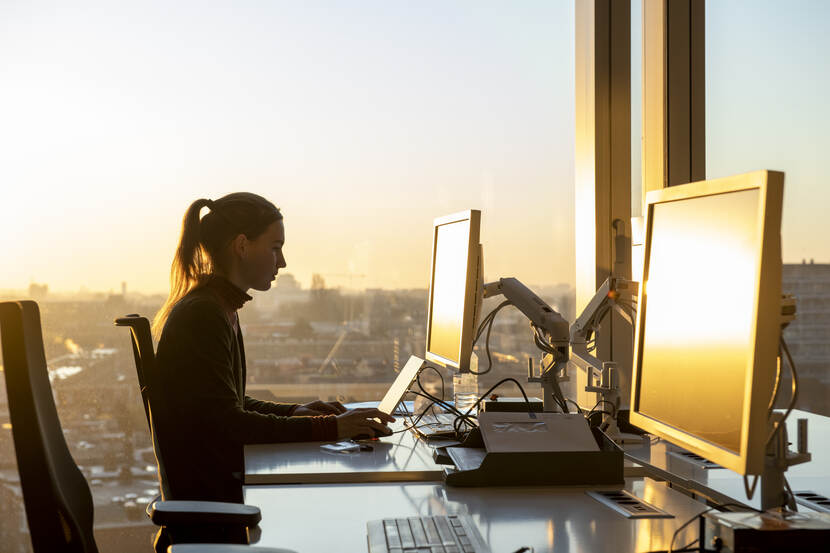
705, 0, 830, 265
0, 1, 827, 295
0, 0, 574, 294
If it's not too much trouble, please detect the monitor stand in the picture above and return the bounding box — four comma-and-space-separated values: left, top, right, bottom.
704, 413, 830, 552
761, 412, 810, 511
704, 509, 830, 553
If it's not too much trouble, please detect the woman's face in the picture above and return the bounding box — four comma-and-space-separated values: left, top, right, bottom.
241, 220, 286, 291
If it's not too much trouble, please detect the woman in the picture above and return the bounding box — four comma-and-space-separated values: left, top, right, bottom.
152, 192, 394, 503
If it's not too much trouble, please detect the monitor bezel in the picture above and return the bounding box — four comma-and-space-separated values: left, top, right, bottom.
425, 209, 481, 372
629, 170, 783, 475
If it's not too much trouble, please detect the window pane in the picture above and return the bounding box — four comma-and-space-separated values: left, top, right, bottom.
706, 0, 830, 415
631, 0, 643, 218
1, 2, 574, 550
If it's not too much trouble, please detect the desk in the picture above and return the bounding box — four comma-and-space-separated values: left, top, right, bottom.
244, 421, 704, 552
245, 420, 445, 484
625, 409, 830, 510
246, 419, 644, 485
245, 479, 707, 553
244, 409, 830, 552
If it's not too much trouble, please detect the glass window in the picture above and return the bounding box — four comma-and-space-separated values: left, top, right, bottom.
706, 0, 830, 415
0, 2, 574, 550
631, 0, 643, 218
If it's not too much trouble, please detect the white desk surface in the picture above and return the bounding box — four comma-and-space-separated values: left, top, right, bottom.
244, 420, 445, 484
245, 478, 706, 553
625, 409, 830, 509
243, 409, 830, 551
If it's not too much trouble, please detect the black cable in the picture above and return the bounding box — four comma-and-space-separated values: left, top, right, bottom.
762, 337, 800, 447
412, 374, 478, 439
413, 380, 466, 419
481, 310, 497, 375
417, 365, 445, 420
407, 388, 477, 440
470, 300, 511, 375
779, 337, 798, 429
745, 337, 801, 502
531, 325, 557, 354
641, 546, 698, 553
473, 300, 511, 345
678, 540, 699, 552
452, 377, 532, 437
767, 342, 784, 412
740, 471, 796, 512
392, 394, 440, 434
588, 399, 617, 418
565, 399, 583, 414
533, 348, 569, 413
591, 304, 612, 333
395, 391, 476, 437
409, 390, 473, 424
395, 368, 455, 434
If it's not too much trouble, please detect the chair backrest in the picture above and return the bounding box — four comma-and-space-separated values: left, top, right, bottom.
0, 300, 97, 553
113, 314, 155, 433
114, 314, 172, 498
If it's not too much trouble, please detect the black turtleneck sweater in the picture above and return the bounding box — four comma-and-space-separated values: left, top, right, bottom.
154, 275, 337, 503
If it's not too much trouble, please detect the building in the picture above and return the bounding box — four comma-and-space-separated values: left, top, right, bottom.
783, 262, 830, 415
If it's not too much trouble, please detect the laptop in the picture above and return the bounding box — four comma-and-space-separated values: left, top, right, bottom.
377, 355, 458, 438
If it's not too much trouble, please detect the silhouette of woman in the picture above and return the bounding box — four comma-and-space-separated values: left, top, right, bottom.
152, 192, 394, 503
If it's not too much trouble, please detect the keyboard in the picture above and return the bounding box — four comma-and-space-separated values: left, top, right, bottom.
367, 514, 490, 553
413, 412, 457, 437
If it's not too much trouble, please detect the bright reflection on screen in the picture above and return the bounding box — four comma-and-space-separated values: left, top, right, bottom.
638, 189, 760, 453
427, 219, 471, 364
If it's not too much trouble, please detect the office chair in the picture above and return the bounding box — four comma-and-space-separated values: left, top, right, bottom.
0, 300, 290, 553
114, 315, 176, 501
114, 314, 290, 552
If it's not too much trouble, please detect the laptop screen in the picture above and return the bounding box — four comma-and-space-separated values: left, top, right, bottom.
377, 356, 424, 415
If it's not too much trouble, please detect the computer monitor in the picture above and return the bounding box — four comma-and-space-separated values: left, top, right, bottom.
425, 210, 483, 372
629, 170, 784, 475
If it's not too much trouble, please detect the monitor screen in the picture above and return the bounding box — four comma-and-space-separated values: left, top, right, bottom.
637, 188, 759, 453
630, 171, 783, 475
425, 210, 481, 371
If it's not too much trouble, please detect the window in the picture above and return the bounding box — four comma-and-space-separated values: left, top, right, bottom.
0, 2, 574, 550
706, 0, 830, 415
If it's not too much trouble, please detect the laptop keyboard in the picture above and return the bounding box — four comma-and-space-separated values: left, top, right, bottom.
412, 412, 457, 437
367, 514, 490, 553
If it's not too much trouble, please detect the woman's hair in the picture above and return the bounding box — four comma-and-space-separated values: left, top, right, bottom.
152, 192, 282, 337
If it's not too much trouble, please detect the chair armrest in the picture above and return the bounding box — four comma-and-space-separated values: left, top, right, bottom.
169, 546, 297, 553
151, 500, 261, 527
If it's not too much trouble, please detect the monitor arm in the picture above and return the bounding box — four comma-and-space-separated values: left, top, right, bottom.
483, 278, 571, 412
569, 276, 638, 378
568, 277, 638, 434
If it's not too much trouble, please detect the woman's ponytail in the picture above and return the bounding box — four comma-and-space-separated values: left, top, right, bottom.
152, 198, 213, 337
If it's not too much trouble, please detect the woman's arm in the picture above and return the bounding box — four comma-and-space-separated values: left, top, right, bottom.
243, 396, 299, 416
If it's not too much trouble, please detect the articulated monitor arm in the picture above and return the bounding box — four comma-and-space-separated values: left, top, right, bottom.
483, 277, 571, 412
481, 276, 638, 416
483, 277, 570, 343
569, 276, 638, 377
568, 277, 638, 431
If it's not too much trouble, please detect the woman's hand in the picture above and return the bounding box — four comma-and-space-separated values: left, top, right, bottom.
293, 400, 348, 416
335, 408, 396, 439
